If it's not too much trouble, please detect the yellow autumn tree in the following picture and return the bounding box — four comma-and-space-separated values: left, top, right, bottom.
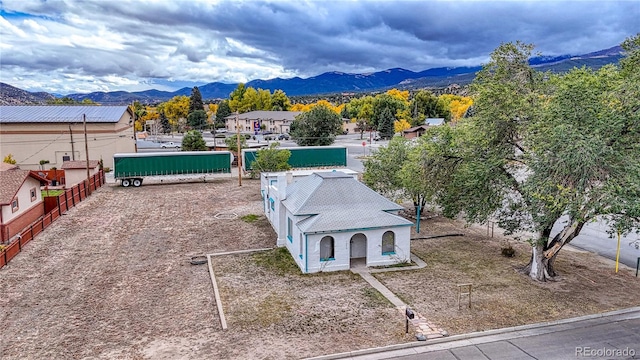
386, 88, 410, 103
394, 119, 411, 133
439, 94, 473, 122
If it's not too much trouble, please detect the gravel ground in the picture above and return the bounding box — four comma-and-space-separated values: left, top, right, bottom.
1, 178, 639, 359
0, 178, 406, 360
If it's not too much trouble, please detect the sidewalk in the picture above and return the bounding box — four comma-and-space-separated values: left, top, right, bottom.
305, 307, 640, 360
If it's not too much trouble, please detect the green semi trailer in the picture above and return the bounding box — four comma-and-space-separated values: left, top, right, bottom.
242, 146, 348, 172
113, 151, 233, 187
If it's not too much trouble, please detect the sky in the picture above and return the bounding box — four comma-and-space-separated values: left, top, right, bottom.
0, 0, 638, 95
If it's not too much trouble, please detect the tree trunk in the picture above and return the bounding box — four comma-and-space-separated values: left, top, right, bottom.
522, 220, 585, 281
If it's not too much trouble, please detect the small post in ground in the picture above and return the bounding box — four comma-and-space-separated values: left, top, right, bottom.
457, 283, 472, 309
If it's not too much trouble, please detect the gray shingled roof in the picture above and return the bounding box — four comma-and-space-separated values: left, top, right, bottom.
224, 111, 302, 121
0, 106, 130, 123
282, 172, 412, 233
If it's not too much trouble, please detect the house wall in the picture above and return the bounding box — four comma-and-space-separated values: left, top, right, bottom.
64, 167, 100, 186
302, 226, 412, 273
0, 115, 135, 170
1, 177, 44, 242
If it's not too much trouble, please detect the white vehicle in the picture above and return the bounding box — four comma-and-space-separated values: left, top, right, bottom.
215, 129, 228, 133
161, 142, 181, 148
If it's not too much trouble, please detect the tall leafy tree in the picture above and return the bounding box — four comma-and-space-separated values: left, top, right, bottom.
271, 90, 291, 111
249, 143, 291, 178
290, 104, 342, 146
420, 38, 640, 281
408, 90, 451, 126
181, 130, 207, 151
162, 95, 189, 132
228, 83, 247, 113
188, 86, 205, 114
372, 93, 405, 129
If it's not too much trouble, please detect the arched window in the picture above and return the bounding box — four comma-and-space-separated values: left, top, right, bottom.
382, 231, 395, 255
320, 236, 335, 261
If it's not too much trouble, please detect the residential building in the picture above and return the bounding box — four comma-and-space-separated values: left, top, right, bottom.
224, 111, 302, 134
0, 165, 48, 243
0, 106, 136, 170
262, 170, 413, 273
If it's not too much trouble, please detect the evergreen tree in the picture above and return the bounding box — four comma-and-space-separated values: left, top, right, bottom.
216, 100, 232, 127
159, 111, 170, 134
189, 86, 205, 114
187, 110, 207, 130
377, 107, 395, 139
181, 130, 207, 151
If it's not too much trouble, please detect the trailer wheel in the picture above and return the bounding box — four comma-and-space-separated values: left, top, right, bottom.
133, 178, 143, 187
121, 179, 131, 187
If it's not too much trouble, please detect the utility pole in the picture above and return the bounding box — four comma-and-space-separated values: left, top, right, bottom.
69, 123, 76, 160
83, 114, 91, 195
131, 102, 138, 153
236, 111, 242, 186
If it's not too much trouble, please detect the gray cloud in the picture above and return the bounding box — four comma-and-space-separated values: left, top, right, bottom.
0, 0, 638, 94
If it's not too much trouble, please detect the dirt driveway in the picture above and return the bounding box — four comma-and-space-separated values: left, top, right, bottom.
1, 177, 639, 359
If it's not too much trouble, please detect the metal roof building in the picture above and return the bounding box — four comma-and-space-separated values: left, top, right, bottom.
0, 106, 130, 123
0, 106, 135, 170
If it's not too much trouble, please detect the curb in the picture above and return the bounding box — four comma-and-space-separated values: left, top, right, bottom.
304, 306, 640, 360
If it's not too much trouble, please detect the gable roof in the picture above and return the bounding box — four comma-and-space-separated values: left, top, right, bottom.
403, 125, 429, 133
282, 171, 412, 233
61, 160, 100, 170
0, 170, 46, 205
0, 106, 131, 123
225, 111, 302, 121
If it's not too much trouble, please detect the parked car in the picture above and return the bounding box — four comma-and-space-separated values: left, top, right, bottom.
215, 129, 228, 133
161, 142, 181, 148
278, 134, 290, 140
262, 131, 274, 135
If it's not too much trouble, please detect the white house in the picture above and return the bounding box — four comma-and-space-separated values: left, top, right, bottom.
262, 170, 413, 273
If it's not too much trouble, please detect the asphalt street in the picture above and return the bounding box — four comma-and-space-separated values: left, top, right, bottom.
308, 308, 640, 360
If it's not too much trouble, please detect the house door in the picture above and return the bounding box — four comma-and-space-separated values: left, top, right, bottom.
350, 233, 367, 259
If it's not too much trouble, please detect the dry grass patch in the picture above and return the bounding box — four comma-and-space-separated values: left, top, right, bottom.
374, 216, 640, 335
212, 249, 409, 356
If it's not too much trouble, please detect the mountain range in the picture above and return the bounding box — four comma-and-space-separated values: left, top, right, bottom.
0, 46, 624, 106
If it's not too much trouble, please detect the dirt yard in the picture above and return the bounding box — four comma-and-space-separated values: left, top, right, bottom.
1, 177, 639, 359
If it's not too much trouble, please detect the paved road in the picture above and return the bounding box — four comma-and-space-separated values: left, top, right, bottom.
552, 216, 640, 269
308, 308, 640, 360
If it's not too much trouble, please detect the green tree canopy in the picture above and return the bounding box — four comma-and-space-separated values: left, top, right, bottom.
181, 130, 207, 151
409, 90, 451, 126
225, 134, 247, 153
290, 104, 342, 146
407, 37, 640, 282
271, 90, 291, 111
250, 143, 291, 178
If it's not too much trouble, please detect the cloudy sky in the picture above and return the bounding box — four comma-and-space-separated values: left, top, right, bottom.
1, 0, 638, 95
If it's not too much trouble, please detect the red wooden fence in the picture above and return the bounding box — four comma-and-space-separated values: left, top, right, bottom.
0, 170, 106, 269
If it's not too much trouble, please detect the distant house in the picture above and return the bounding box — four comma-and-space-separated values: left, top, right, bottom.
224, 111, 302, 134
402, 118, 445, 139
0, 106, 136, 170
402, 125, 430, 139
262, 170, 413, 273
61, 160, 101, 186
0, 166, 48, 243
